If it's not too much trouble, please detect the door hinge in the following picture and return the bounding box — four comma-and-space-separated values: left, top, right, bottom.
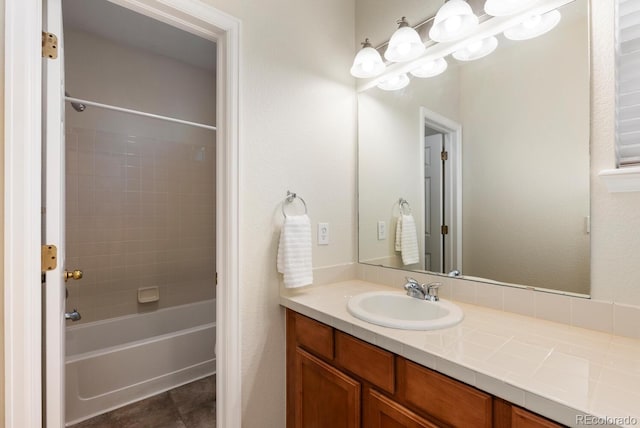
216, 272, 218, 285
42, 31, 58, 59
41, 244, 58, 272
441, 150, 448, 161
441, 225, 449, 235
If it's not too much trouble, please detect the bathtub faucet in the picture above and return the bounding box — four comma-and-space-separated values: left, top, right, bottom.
65, 309, 82, 322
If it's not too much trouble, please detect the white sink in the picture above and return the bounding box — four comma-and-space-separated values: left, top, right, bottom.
347, 291, 464, 330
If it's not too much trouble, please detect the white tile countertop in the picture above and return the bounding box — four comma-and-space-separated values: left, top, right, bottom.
280, 280, 640, 428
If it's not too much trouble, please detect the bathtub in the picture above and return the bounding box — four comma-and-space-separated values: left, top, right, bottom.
65, 299, 216, 426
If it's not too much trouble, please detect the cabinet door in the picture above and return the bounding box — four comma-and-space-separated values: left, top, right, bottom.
367, 389, 439, 428
512, 407, 563, 428
294, 347, 361, 428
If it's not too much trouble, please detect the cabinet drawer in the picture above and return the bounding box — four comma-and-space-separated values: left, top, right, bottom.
291, 311, 334, 360
335, 331, 395, 393
512, 406, 563, 428
398, 358, 492, 428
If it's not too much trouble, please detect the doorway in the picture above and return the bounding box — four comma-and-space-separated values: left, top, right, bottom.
58, 2, 217, 424
420, 107, 462, 276
4, 1, 240, 427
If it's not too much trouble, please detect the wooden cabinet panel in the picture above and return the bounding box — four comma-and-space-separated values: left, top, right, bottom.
512, 407, 563, 428
294, 347, 361, 428
335, 331, 395, 393
292, 311, 334, 360
398, 358, 492, 428
366, 388, 440, 428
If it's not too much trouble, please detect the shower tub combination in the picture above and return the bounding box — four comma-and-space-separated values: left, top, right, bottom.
65, 299, 216, 425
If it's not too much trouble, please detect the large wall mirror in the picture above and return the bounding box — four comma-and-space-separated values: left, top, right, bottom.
357, 0, 590, 296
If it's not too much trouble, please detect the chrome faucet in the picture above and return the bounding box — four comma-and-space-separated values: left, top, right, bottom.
403, 277, 443, 302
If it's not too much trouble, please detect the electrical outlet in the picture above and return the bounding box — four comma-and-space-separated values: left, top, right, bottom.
377, 221, 387, 240
318, 223, 329, 245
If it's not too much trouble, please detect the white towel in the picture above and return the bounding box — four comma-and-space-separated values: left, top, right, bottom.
277, 214, 313, 288
394, 215, 402, 252
400, 214, 419, 265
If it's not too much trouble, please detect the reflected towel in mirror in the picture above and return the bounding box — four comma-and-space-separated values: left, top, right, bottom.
396, 214, 419, 265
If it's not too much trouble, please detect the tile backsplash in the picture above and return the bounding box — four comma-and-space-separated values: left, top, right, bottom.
65, 127, 216, 323
358, 264, 640, 340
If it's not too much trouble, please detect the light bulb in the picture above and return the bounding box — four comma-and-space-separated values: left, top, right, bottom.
350, 38, 386, 78
504, 10, 562, 41
384, 17, 425, 62
429, 0, 479, 43
410, 57, 448, 78
444, 16, 462, 33
452, 36, 498, 61
377, 73, 410, 91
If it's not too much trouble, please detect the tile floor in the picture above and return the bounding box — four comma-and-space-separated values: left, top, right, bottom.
70, 375, 215, 428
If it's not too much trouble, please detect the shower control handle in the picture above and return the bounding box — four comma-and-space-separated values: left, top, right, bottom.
65, 269, 83, 282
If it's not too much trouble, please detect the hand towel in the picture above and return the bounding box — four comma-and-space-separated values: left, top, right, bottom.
277, 214, 313, 288
394, 215, 402, 252
400, 214, 419, 265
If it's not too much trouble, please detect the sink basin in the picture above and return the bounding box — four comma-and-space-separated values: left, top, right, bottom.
347, 291, 464, 330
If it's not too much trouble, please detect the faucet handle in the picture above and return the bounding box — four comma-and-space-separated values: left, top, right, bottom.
426, 282, 443, 301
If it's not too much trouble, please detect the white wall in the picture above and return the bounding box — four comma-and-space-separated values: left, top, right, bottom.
199, 0, 357, 426
459, 15, 590, 294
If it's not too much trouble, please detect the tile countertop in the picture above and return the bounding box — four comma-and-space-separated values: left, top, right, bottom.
280, 280, 640, 428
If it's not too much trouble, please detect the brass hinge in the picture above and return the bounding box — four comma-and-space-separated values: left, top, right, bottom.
41, 245, 58, 272
441, 225, 449, 235
441, 150, 448, 161
42, 31, 58, 59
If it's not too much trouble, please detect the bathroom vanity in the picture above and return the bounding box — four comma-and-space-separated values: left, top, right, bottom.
286, 309, 560, 427
282, 280, 640, 428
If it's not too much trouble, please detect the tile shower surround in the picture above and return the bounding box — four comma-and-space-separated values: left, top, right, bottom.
65, 127, 216, 323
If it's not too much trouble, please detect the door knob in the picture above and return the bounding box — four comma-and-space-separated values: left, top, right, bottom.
64, 269, 83, 281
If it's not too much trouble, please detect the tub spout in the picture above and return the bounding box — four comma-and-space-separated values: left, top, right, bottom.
65, 309, 82, 322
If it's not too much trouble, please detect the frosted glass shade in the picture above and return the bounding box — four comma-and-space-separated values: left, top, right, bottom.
384, 19, 425, 62
452, 36, 498, 61
484, 0, 537, 16
350, 41, 385, 78
377, 73, 410, 91
429, 0, 479, 43
504, 10, 562, 41
410, 57, 448, 78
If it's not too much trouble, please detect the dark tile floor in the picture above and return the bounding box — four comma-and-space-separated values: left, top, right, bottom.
70, 375, 215, 428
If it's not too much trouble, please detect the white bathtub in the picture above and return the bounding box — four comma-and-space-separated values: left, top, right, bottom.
65, 299, 216, 426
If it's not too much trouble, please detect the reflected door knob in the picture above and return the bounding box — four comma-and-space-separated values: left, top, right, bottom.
64, 269, 83, 281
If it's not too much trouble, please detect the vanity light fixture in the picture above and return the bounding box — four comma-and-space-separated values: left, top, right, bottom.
504, 10, 562, 41
429, 0, 479, 43
484, 0, 537, 17
350, 38, 386, 78
377, 73, 410, 91
452, 36, 498, 61
384, 17, 425, 62
410, 57, 448, 78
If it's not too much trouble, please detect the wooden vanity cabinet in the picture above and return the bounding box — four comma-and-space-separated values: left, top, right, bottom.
286, 309, 564, 428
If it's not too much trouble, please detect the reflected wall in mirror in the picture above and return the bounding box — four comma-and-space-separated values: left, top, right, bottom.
357, 0, 590, 295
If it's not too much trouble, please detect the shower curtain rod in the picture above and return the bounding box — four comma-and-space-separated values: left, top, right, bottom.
64, 96, 217, 131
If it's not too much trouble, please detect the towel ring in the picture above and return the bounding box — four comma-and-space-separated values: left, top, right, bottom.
282, 191, 308, 218
399, 198, 411, 215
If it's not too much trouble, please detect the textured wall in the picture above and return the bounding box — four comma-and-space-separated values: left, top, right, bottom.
0, 0, 5, 424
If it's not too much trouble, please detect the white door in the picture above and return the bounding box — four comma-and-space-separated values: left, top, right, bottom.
424, 133, 443, 272
43, 0, 69, 426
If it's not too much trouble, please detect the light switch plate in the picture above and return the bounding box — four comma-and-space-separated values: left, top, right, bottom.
377, 220, 387, 240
